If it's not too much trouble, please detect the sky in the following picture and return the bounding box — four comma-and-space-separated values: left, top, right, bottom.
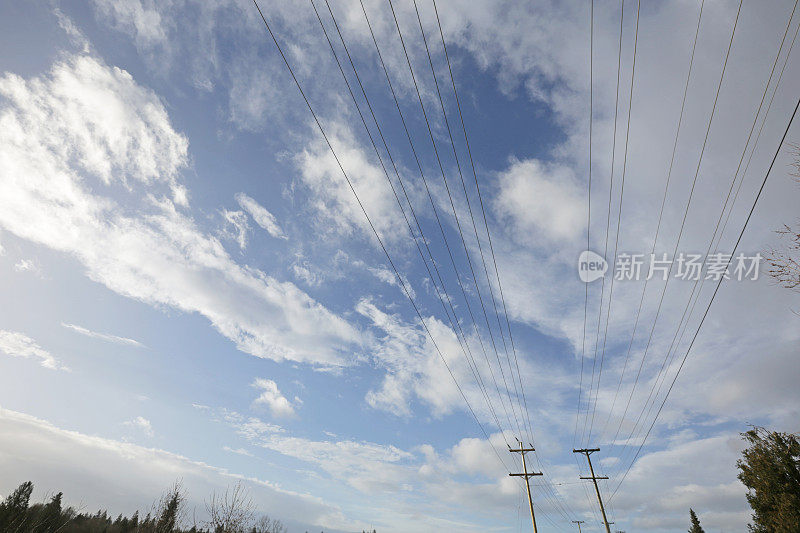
0, 0, 799, 531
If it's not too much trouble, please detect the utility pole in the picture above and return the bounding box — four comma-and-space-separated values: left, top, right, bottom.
574, 448, 611, 533
509, 441, 543, 533
571, 520, 585, 532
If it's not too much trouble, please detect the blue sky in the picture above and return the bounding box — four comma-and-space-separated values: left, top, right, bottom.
1, 0, 799, 531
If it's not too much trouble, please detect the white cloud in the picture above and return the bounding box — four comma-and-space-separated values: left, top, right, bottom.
12, 258, 43, 277
91, 1, 167, 56
494, 158, 586, 245
218, 408, 530, 531
236, 192, 287, 240
222, 446, 254, 457
368, 266, 416, 299
607, 433, 750, 530
0, 53, 363, 367
228, 67, 273, 130
54, 8, 91, 53
356, 299, 460, 418
0, 408, 345, 529
62, 322, 144, 348
222, 408, 412, 494
251, 378, 296, 418
123, 415, 154, 438
291, 262, 322, 287
0, 330, 65, 370
1, 52, 188, 202
355, 298, 530, 427
220, 209, 250, 250
89, 0, 242, 92
296, 121, 409, 245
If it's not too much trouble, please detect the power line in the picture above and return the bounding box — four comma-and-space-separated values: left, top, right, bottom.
611, 92, 800, 499
356, 5, 580, 512
598, 0, 706, 443
585, 0, 641, 447
717, 9, 800, 253
251, 0, 516, 475
582, 0, 625, 448
350, 0, 526, 446
384, 0, 526, 442
430, 0, 535, 451
410, 0, 527, 442
309, 0, 509, 444
574, 0, 608, 526
608, 0, 744, 449
610, 0, 800, 479
424, 2, 579, 523
574, 0, 597, 451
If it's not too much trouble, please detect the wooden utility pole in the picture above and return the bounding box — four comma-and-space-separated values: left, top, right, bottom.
574, 448, 611, 533
509, 442, 543, 533
571, 519, 585, 532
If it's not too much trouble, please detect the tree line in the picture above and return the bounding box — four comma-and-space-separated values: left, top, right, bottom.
0, 480, 291, 533
1, 427, 798, 532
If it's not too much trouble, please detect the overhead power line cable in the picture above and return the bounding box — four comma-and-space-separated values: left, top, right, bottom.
608, 0, 744, 448
575, 0, 599, 450
598, 0, 706, 443
585, 0, 641, 447
384, 0, 525, 441
610, 0, 799, 479
426, 1, 579, 522
572, 0, 607, 525
251, 0, 515, 475
409, 0, 527, 442
430, 0, 535, 450
309, 0, 508, 443
717, 10, 800, 252
611, 92, 800, 499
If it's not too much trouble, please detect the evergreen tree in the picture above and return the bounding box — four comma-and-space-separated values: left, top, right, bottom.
737, 427, 800, 532
688, 508, 704, 533
32, 491, 66, 532
155, 491, 182, 532
0, 480, 299, 533
0, 481, 34, 531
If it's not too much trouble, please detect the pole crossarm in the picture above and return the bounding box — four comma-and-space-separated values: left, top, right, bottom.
509, 442, 541, 533
574, 447, 612, 533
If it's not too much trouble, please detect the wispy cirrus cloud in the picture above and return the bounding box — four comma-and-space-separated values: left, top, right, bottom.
220, 209, 251, 251
62, 323, 144, 348
295, 121, 411, 246
217, 407, 528, 530
13, 258, 44, 277
123, 415, 154, 438
236, 192, 287, 240
223, 445, 254, 457
0, 53, 363, 367
0, 330, 66, 371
